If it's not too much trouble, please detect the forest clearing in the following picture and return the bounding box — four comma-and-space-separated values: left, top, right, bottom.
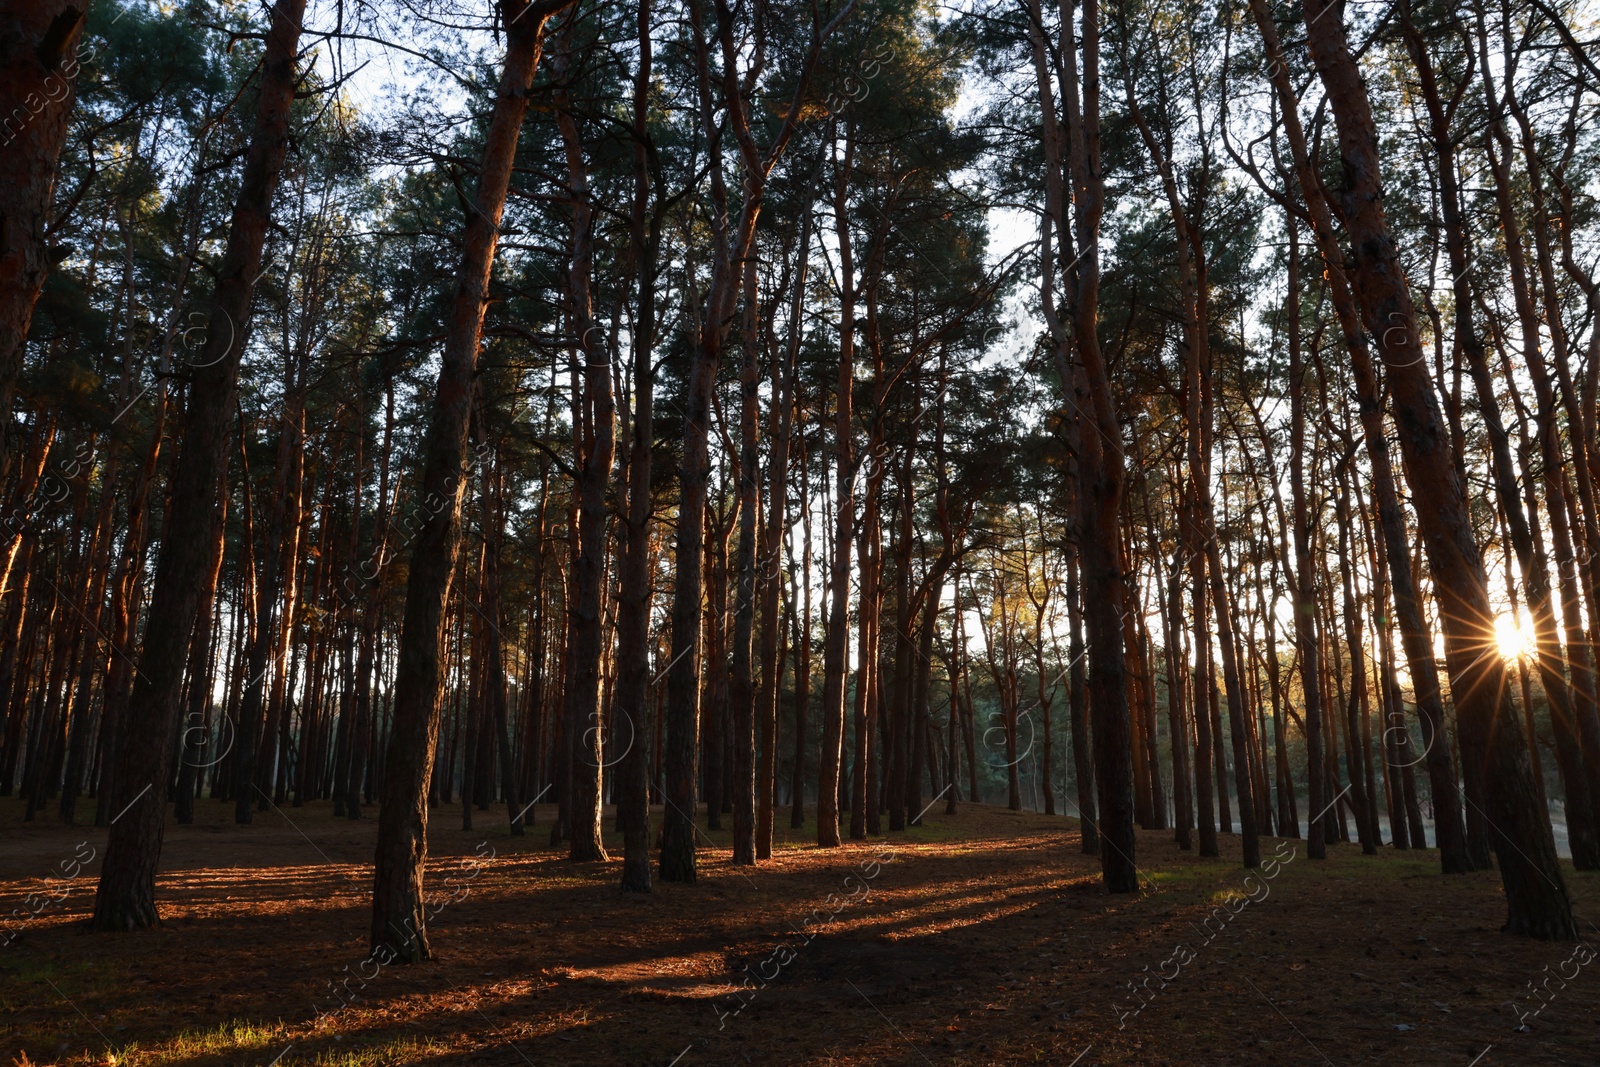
8, 0, 1600, 1064
7, 801, 1599, 1067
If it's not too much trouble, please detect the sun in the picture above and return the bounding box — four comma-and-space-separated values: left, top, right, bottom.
1495, 613, 1536, 661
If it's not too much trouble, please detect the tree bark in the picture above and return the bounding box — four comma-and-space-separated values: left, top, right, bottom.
757, 163, 813, 857
614, 0, 658, 891
729, 249, 760, 865
1249, 0, 1470, 873
554, 35, 611, 863
1299, 0, 1574, 936
89, 0, 305, 930
817, 127, 856, 849
368, 0, 568, 960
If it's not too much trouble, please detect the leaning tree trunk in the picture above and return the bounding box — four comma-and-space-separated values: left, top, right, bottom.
1300, 0, 1574, 938
1253, 1, 1470, 873
369, 0, 570, 962
90, 0, 306, 931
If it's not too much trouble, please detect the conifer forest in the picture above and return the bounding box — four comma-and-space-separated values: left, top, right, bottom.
5, 0, 1600, 1063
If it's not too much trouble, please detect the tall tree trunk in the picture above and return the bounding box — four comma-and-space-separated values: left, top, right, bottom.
817, 127, 856, 849
1334, 464, 1379, 853
58, 449, 116, 825
1282, 215, 1326, 857
346, 381, 395, 820
1065, 547, 1097, 853
614, 0, 658, 890
90, 0, 306, 931
368, 0, 567, 960
1065, 0, 1135, 891
478, 455, 523, 836
1367, 486, 1412, 848
554, 38, 611, 863
235, 388, 302, 823
1250, 3, 1470, 873
1028, 0, 1127, 881
663, 0, 736, 876
729, 250, 761, 865
0, 415, 54, 601
1508, 84, 1600, 850
0, 534, 36, 795
1164, 559, 1194, 847
701, 505, 730, 829
790, 475, 812, 830
1299, 0, 1574, 936
1190, 543, 1218, 856
756, 163, 812, 857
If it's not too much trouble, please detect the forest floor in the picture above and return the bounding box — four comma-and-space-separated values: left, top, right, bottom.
3, 796, 1599, 1067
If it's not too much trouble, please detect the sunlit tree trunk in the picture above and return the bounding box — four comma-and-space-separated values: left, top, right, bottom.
1298, 0, 1573, 936
368, 0, 569, 960
1251, 3, 1470, 872
91, 0, 307, 931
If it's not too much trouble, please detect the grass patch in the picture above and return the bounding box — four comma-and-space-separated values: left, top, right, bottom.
108, 1019, 286, 1065
103, 1022, 442, 1067
290, 1036, 445, 1066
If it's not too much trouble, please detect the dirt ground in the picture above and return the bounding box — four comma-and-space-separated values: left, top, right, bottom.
2, 795, 1598, 1067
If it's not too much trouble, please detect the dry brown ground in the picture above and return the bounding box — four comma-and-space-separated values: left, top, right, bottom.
2, 796, 1599, 1067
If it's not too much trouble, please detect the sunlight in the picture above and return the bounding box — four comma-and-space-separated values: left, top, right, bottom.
1495, 612, 1537, 662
